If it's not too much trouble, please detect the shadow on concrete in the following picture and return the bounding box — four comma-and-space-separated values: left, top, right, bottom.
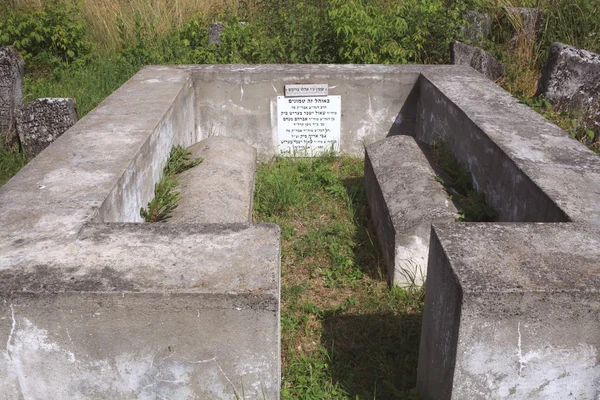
387, 80, 420, 138
322, 311, 422, 399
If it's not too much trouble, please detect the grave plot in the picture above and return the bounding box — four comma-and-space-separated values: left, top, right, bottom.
0, 64, 598, 399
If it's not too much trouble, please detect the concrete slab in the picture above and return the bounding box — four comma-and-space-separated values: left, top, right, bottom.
169, 136, 257, 224
0, 223, 281, 399
365, 135, 457, 287
418, 222, 600, 400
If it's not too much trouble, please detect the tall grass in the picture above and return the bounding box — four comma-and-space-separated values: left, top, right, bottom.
3, 0, 241, 52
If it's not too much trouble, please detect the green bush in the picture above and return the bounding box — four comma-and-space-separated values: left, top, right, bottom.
0, 1, 93, 71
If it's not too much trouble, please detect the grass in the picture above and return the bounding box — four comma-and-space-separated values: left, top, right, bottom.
430, 141, 498, 222
140, 145, 202, 222
253, 155, 423, 399
0, 143, 28, 187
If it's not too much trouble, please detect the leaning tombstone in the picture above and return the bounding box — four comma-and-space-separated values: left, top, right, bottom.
0, 46, 25, 145
16, 98, 78, 159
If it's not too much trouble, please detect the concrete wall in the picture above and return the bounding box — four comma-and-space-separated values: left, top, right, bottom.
188, 64, 424, 158
416, 67, 600, 224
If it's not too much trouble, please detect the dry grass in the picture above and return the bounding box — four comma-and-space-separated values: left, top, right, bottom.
6, 0, 241, 51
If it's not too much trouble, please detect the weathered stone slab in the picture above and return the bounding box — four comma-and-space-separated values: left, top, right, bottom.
451, 41, 504, 81
16, 98, 78, 158
168, 136, 257, 224
365, 135, 457, 287
0, 46, 24, 144
417, 222, 600, 399
537, 42, 600, 116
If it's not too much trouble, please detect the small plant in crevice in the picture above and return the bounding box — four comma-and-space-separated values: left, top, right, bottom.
430, 141, 498, 222
140, 145, 202, 222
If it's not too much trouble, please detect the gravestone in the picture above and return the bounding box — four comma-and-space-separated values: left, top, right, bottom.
462, 11, 491, 45
451, 41, 504, 81
0, 46, 24, 145
16, 98, 78, 158
209, 22, 224, 45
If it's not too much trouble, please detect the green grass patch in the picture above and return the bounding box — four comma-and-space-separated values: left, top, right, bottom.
0, 144, 28, 187
430, 141, 498, 222
140, 145, 202, 222
253, 156, 423, 399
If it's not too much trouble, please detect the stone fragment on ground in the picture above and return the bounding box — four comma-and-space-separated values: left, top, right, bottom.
0, 46, 24, 145
16, 98, 78, 158
451, 41, 504, 81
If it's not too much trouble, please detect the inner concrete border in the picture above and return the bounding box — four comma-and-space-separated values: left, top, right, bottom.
0, 64, 598, 398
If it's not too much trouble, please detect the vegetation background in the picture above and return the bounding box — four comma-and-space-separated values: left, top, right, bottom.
1, 0, 599, 398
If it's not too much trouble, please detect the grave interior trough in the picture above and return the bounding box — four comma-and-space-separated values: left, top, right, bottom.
0, 64, 599, 399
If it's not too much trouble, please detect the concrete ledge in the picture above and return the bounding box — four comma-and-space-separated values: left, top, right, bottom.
0, 222, 281, 399
365, 135, 457, 287
418, 222, 600, 399
417, 68, 600, 224
169, 136, 257, 224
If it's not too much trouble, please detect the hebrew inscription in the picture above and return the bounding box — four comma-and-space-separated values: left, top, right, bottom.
277, 95, 341, 155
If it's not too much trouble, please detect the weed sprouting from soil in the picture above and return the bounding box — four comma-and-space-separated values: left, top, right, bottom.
140, 145, 202, 222
253, 156, 423, 399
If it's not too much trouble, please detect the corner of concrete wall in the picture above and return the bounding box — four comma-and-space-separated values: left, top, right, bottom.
417, 224, 462, 400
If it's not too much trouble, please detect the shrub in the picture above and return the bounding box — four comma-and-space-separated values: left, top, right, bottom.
0, 1, 93, 71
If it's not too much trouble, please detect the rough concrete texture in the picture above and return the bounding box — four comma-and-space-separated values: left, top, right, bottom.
16, 98, 78, 158
209, 22, 224, 45
169, 136, 257, 224
537, 42, 600, 115
418, 222, 600, 399
461, 11, 491, 45
0, 223, 281, 399
417, 67, 600, 225
0, 46, 24, 144
364, 135, 457, 287
451, 42, 505, 81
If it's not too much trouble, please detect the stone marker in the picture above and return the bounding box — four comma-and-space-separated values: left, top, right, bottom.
16, 98, 78, 158
507, 7, 543, 40
450, 41, 504, 81
537, 42, 600, 116
0, 46, 24, 145
461, 11, 491, 45
209, 22, 224, 45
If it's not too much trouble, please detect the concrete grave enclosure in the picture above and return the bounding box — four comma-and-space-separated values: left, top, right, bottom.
0, 64, 599, 398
